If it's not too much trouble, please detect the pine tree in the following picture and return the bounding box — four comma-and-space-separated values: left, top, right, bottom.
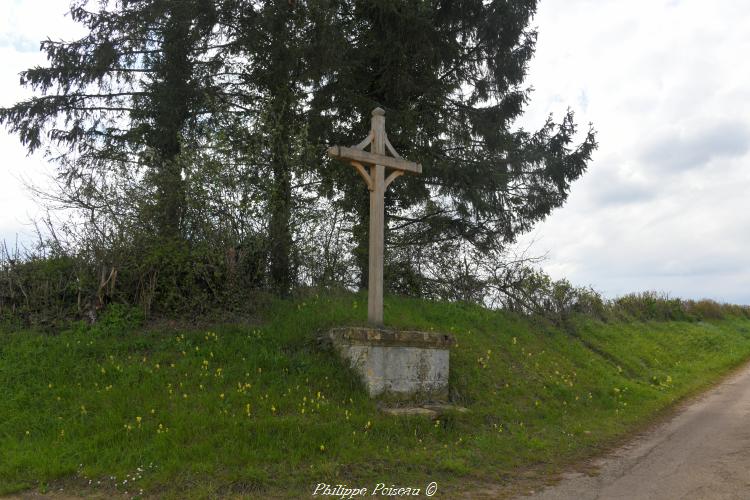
224, 0, 310, 295
0, 0, 223, 239
307, 0, 597, 289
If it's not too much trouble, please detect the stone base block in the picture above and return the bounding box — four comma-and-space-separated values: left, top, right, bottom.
328, 327, 454, 401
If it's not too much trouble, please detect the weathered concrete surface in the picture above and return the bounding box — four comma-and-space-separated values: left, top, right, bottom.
380, 404, 469, 419
380, 407, 438, 418
328, 327, 454, 400
522, 360, 750, 500
421, 403, 470, 414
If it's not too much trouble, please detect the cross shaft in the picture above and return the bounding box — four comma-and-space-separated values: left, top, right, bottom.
328, 108, 421, 326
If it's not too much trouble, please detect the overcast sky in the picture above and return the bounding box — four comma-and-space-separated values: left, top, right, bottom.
1, 0, 749, 304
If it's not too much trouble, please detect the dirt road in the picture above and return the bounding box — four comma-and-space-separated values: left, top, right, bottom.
524, 361, 750, 499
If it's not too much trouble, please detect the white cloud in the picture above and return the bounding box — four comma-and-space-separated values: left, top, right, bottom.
0, 0, 83, 246
517, 0, 750, 304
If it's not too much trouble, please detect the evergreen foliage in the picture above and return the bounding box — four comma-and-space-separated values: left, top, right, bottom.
309, 1, 597, 264
0, 0, 597, 316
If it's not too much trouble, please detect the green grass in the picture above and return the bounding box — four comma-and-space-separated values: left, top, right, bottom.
2, 293, 750, 498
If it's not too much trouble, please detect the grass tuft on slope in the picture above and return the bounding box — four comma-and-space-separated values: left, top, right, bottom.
1, 293, 750, 497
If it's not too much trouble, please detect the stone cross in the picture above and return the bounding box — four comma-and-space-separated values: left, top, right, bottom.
328, 108, 422, 326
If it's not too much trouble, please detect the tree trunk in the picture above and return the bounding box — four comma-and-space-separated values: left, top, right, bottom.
268, 92, 294, 296
150, 7, 193, 240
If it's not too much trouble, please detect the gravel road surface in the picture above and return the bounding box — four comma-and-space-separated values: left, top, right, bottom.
525, 362, 750, 499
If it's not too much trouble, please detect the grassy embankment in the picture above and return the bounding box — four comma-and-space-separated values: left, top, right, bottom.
1, 293, 750, 497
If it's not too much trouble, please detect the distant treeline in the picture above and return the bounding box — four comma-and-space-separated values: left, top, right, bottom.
506, 282, 750, 324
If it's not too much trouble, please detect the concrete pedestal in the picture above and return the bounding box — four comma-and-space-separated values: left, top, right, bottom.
328, 327, 454, 401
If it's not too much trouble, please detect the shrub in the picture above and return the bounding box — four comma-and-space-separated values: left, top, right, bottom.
684, 299, 724, 321
611, 292, 689, 322
91, 303, 145, 336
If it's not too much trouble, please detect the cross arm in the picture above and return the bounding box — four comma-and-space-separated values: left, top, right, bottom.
328, 146, 422, 175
